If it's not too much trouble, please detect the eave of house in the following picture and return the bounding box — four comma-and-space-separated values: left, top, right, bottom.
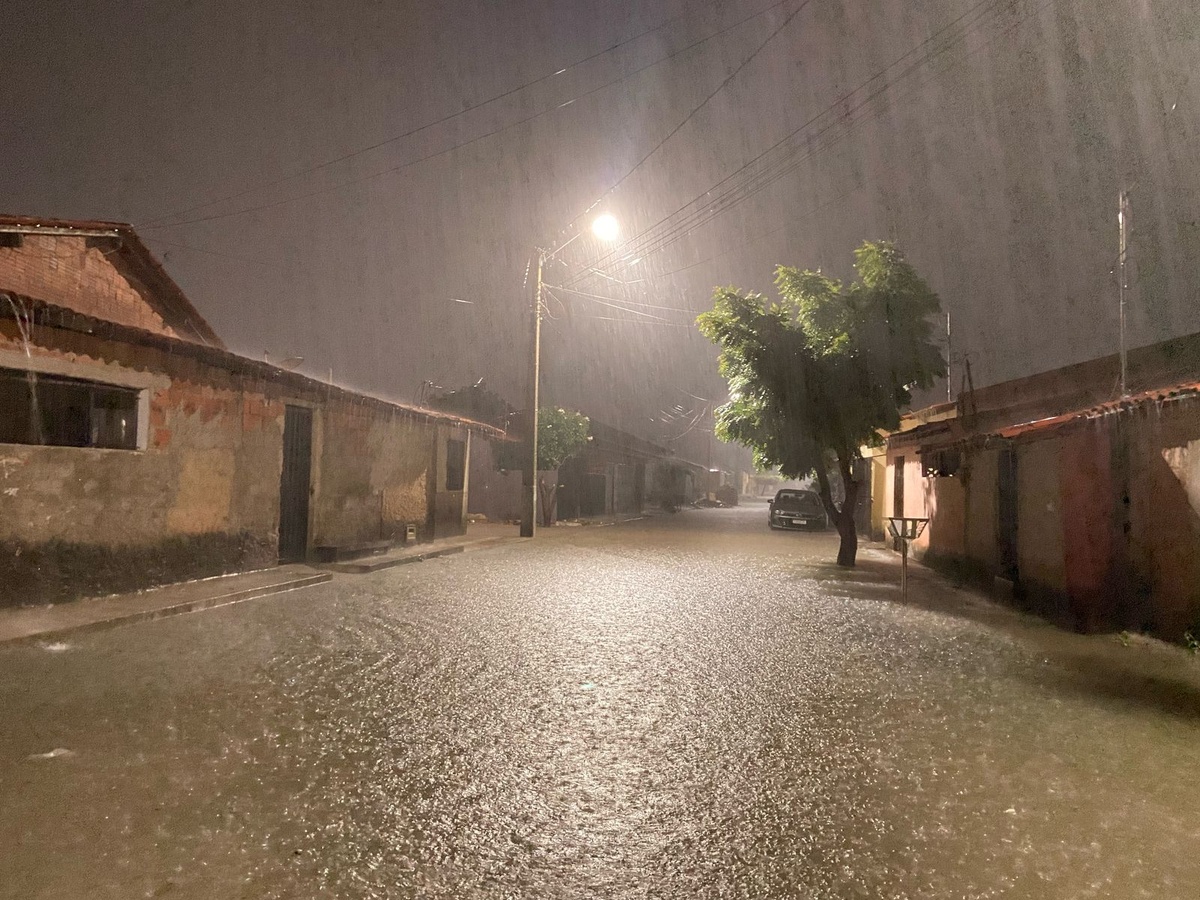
0, 293, 506, 439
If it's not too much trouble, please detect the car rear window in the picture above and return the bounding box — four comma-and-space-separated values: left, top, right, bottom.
776, 491, 822, 511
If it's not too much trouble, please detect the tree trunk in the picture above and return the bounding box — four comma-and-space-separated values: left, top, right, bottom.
816, 456, 860, 568
834, 510, 858, 567
538, 474, 557, 527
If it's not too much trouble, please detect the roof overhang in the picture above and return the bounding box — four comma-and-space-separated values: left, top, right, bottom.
0, 293, 506, 439
0, 214, 226, 349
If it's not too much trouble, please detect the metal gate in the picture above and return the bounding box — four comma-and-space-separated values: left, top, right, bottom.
997, 447, 1019, 582
278, 405, 312, 562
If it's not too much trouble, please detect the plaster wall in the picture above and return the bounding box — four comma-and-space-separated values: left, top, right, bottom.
0, 329, 282, 605
428, 424, 469, 539
0, 321, 469, 605
921, 474, 967, 560
1058, 423, 1118, 631
962, 449, 999, 571
1125, 401, 1200, 637
311, 402, 434, 547
1016, 440, 1067, 594
467, 437, 523, 523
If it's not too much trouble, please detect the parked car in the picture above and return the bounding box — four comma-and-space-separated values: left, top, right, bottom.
767, 489, 826, 531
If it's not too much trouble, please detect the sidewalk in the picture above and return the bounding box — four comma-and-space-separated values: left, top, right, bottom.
0, 524, 523, 644
0, 565, 330, 645
851, 544, 1200, 703
319, 523, 521, 573
553, 513, 650, 527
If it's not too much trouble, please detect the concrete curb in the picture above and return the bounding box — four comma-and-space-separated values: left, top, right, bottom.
0, 572, 332, 645
324, 535, 521, 574
323, 544, 466, 574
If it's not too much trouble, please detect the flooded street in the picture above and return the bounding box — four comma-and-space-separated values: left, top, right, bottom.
2, 505, 1199, 899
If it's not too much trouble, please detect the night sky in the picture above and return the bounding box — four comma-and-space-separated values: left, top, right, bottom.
3, 0, 1198, 463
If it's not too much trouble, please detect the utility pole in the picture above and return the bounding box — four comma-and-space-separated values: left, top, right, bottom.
945, 311, 952, 404
520, 253, 543, 538
516, 215, 618, 538
1118, 189, 1131, 397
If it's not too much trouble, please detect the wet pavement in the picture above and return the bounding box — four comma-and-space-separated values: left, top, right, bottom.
2, 505, 1199, 899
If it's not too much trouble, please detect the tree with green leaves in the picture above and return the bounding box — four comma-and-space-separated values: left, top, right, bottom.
697, 241, 945, 567
533, 406, 590, 471
535, 407, 590, 526
497, 407, 590, 526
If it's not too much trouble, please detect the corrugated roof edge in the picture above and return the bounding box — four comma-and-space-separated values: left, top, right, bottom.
0, 292, 507, 439
994, 380, 1200, 440
892, 380, 1200, 452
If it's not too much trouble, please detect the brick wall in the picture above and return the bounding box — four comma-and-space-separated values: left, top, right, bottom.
0, 235, 176, 337
0, 328, 282, 605
0, 317, 486, 605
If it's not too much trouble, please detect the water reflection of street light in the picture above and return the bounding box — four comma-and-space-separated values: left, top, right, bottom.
521, 214, 620, 538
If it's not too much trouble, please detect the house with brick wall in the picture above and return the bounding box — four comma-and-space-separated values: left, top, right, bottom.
882, 332, 1200, 641
0, 215, 502, 607
0, 214, 223, 346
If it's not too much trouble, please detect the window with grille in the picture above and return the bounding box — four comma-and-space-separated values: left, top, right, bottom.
921, 448, 961, 478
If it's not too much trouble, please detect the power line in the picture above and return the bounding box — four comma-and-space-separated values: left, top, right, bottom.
138, 0, 792, 232
141, 0, 1049, 304
571, 315, 694, 327
564, 0, 1017, 284
648, 186, 858, 280
563, 0, 814, 235
138, 0, 778, 229
569, 0, 1012, 281
544, 282, 697, 313
140, 235, 295, 273
542, 286, 674, 321
634, 0, 1041, 268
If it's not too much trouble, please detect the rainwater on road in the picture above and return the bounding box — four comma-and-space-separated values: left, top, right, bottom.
2, 505, 1198, 899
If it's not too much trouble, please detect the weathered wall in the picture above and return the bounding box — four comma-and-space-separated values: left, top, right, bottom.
1125, 400, 1200, 638
1058, 423, 1118, 631
1016, 440, 1068, 621
0, 326, 281, 605
0, 236, 175, 337
868, 452, 887, 542
884, 453, 931, 552
963, 449, 1000, 572
467, 437, 524, 523
0, 317, 481, 605
921, 474, 966, 560
311, 401, 433, 548
891, 398, 1200, 640
888, 446, 999, 582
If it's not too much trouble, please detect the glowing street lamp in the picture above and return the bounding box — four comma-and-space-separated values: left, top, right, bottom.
591, 213, 620, 242
521, 215, 620, 538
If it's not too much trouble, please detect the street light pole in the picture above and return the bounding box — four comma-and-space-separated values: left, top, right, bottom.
519, 214, 620, 538
521, 252, 544, 538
